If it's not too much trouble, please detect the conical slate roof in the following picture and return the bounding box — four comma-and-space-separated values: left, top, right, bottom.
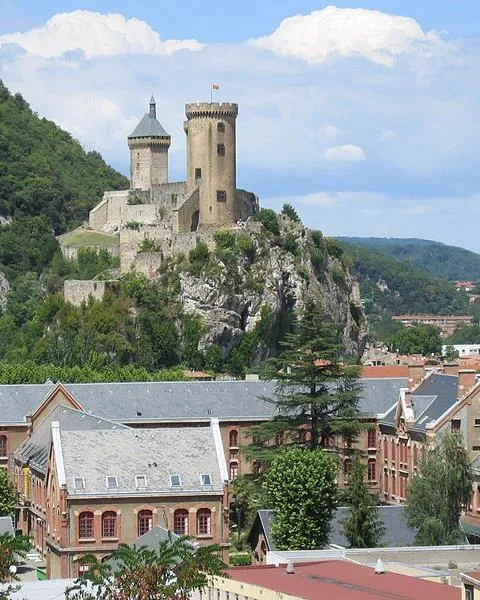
128, 113, 170, 139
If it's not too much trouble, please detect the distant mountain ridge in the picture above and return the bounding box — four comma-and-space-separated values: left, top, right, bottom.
338, 237, 480, 281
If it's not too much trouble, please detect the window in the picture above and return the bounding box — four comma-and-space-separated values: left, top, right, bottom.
195, 168, 202, 180
473, 446, 480, 451
197, 508, 211, 535
0, 435, 6, 457
170, 474, 182, 487
201, 474, 212, 487
465, 584, 474, 600
73, 477, 85, 492
135, 475, 147, 489
174, 509, 189, 535
217, 122, 225, 132
413, 445, 418, 467
384, 438, 388, 462
368, 459, 376, 482
451, 419, 461, 432
367, 429, 376, 448
101, 511, 117, 538
475, 419, 480, 427
229, 430, 239, 448
137, 509, 153, 537
216, 190, 226, 202
344, 459, 352, 480
106, 476, 118, 490
78, 511, 94, 539
391, 440, 395, 463
217, 144, 225, 156
229, 461, 238, 480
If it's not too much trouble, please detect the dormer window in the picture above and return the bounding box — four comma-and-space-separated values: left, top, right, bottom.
200, 474, 212, 487
73, 477, 85, 492
106, 476, 118, 490
135, 475, 147, 489
170, 474, 182, 487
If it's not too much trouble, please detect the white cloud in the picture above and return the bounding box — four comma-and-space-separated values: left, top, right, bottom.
319, 124, 342, 139
0, 10, 203, 58
250, 5, 441, 67
324, 144, 366, 161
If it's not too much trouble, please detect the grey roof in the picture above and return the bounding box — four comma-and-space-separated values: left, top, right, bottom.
135, 525, 195, 549
0, 384, 54, 423
128, 113, 170, 139
14, 405, 127, 474
0, 516, 14, 536
250, 506, 416, 551
62, 379, 406, 423
0, 579, 78, 600
382, 395, 437, 427
60, 426, 223, 496
411, 374, 459, 429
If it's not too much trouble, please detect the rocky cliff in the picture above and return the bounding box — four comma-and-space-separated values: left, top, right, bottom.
162, 213, 367, 364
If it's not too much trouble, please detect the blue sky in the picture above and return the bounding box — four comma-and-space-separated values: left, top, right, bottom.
0, 1, 479, 251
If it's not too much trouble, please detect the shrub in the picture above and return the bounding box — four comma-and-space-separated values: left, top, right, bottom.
311, 230, 324, 248
325, 237, 344, 259
282, 233, 299, 255
281, 203, 301, 223
331, 265, 346, 286
229, 554, 252, 566
126, 221, 141, 230
138, 237, 156, 252
213, 230, 236, 249
253, 208, 280, 236
236, 233, 255, 260
188, 241, 210, 275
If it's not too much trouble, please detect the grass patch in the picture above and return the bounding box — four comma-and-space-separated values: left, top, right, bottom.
58, 228, 119, 248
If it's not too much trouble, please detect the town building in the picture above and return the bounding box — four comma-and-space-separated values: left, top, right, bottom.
461, 572, 480, 600
392, 315, 474, 338
442, 344, 480, 357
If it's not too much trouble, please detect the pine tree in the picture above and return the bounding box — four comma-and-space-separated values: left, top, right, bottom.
341, 454, 385, 548
0, 468, 16, 517
246, 301, 362, 464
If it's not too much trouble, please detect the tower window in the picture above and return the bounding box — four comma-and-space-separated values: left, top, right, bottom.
217, 144, 225, 156
217, 122, 225, 132
216, 191, 226, 202
195, 168, 202, 180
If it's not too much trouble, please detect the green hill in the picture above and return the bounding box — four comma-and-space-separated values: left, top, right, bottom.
0, 81, 128, 282
339, 237, 480, 281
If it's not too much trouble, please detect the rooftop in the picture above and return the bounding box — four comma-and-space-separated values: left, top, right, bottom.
225, 560, 459, 600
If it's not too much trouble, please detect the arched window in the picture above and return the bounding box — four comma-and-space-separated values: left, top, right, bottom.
343, 458, 352, 480
0, 435, 6, 457
196, 508, 211, 535
229, 461, 239, 480
173, 509, 189, 535
229, 430, 238, 448
391, 440, 395, 463
101, 511, 117, 538
137, 509, 153, 537
78, 511, 94, 539
368, 459, 376, 482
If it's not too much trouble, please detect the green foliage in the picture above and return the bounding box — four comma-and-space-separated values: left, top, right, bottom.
331, 265, 346, 286
445, 324, 480, 344
389, 324, 442, 355
340, 241, 471, 317
252, 208, 280, 236
213, 230, 236, 249
311, 230, 324, 247
246, 302, 362, 464
404, 432, 473, 545
66, 248, 119, 280
125, 221, 141, 230
180, 314, 204, 369
235, 233, 255, 261
282, 233, 299, 255
281, 203, 301, 223
0, 531, 31, 599
138, 237, 157, 253
5, 272, 45, 326
228, 305, 271, 377
0, 81, 128, 234
0, 469, 16, 517
66, 536, 224, 600
341, 454, 385, 548
264, 449, 338, 550
229, 554, 252, 566
188, 241, 210, 275
230, 474, 268, 532
444, 345, 460, 361
340, 236, 480, 281
325, 237, 344, 259
204, 345, 224, 373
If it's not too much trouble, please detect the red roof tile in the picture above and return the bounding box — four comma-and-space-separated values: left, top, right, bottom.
361, 366, 409, 378
226, 560, 459, 600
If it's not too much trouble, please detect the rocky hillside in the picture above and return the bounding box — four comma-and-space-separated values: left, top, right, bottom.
162, 209, 367, 364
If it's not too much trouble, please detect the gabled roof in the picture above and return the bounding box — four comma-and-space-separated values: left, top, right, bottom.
128, 113, 170, 139
14, 405, 127, 474
0, 383, 54, 423
248, 505, 416, 551
60, 425, 224, 496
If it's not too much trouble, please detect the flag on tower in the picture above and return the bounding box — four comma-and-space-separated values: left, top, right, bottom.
212, 83, 220, 90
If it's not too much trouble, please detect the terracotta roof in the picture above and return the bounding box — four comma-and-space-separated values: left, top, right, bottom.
361, 366, 409, 378
226, 560, 459, 600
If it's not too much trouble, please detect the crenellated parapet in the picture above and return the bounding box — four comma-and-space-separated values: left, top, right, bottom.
185, 102, 238, 119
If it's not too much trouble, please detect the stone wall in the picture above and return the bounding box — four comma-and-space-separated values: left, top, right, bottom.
89, 190, 130, 231
64, 280, 119, 307
174, 187, 199, 233
60, 245, 120, 260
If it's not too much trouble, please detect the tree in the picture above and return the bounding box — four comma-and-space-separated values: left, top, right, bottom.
444, 345, 460, 362
0, 532, 31, 600
389, 324, 442, 356
281, 203, 300, 223
246, 302, 362, 464
0, 469, 16, 518
65, 536, 224, 600
404, 432, 473, 545
341, 454, 385, 548
263, 448, 338, 550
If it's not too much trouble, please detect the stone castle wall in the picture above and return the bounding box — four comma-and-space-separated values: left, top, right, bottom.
174, 188, 199, 233
64, 280, 118, 307
129, 139, 170, 190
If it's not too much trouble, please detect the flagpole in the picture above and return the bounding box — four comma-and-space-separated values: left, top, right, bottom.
210, 85, 212, 104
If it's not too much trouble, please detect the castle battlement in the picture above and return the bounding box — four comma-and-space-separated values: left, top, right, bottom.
185, 102, 238, 118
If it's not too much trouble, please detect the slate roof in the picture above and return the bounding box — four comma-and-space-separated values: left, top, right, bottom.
0, 516, 14, 536
249, 506, 416, 551
128, 113, 170, 139
0, 384, 53, 423
135, 525, 195, 549
60, 426, 224, 496
14, 405, 127, 474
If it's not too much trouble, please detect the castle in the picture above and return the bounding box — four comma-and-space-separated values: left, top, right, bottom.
86, 97, 258, 276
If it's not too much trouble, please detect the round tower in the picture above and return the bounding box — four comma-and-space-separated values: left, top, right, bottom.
128, 96, 171, 190
184, 102, 238, 228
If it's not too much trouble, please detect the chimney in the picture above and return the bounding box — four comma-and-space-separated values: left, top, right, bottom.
458, 369, 476, 399
374, 558, 385, 574
286, 561, 295, 575
443, 362, 459, 376
408, 363, 425, 389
